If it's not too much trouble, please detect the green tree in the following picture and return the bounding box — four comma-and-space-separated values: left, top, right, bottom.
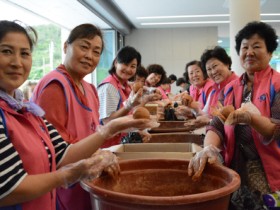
29, 24, 62, 80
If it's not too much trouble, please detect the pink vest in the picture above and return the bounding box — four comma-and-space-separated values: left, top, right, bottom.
207, 72, 238, 114
32, 69, 100, 210
223, 66, 280, 191
189, 78, 214, 108
157, 86, 168, 99
0, 101, 56, 210
98, 74, 131, 148
32, 69, 100, 142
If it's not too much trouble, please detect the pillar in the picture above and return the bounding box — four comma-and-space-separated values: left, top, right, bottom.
229, 0, 260, 75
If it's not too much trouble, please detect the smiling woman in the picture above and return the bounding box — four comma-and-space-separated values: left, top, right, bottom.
31, 23, 104, 210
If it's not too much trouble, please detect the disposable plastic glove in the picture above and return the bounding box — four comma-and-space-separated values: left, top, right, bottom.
175, 106, 194, 120
60, 150, 119, 188
123, 88, 144, 110
141, 87, 162, 104
98, 115, 160, 139
225, 102, 261, 125
188, 144, 222, 181
183, 115, 211, 131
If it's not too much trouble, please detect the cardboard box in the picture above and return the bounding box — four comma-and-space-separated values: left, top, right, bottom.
105, 143, 202, 160
149, 132, 204, 146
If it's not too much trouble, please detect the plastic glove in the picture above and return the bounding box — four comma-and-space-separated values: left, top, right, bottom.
123, 88, 144, 110
175, 106, 194, 119
225, 102, 261, 125
59, 150, 119, 188
141, 87, 162, 104
188, 144, 222, 181
193, 115, 211, 127
138, 129, 152, 143
98, 115, 160, 139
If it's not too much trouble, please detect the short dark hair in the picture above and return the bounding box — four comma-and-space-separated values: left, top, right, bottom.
184, 60, 208, 81
0, 20, 37, 51
66, 23, 104, 52
200, 46, 232, 73
146, 64, 167, 86
168, 74, 177, 81
129, 65, 148, 82
235, 21, 278, 55
109, 46, 141, 75
176, 77, 186, 86
161, 78, 171, 85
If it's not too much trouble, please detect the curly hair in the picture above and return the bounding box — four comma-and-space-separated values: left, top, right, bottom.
235, 21, 278, 55
184, 60, 208, 82
200, 46, 232, 73
146, 64, 167, 86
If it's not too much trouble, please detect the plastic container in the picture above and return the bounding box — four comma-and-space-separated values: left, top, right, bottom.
81, 159, 240, 210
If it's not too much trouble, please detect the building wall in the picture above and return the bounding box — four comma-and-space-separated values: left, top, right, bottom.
125, 27, 218, 81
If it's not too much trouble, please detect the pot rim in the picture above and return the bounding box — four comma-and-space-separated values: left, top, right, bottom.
81, 159, 240, 205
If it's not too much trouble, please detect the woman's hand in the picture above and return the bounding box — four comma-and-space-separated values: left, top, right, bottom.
98, 115, 160, 139
188, 144, 222, 181
60, 150, 119, 188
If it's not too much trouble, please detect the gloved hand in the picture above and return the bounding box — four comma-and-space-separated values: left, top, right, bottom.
188, 144, 222, 181
98, 115, 160, 139
138, 129, 152, 143
59, 150, 119, 188
184, 115, 211, 130
225, 102, 260, 125
141, 86, 162, 104
175, 106, 194, 120
123, 88, 144, 110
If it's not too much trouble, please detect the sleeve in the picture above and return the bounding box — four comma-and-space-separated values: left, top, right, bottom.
0, 120, 27, 199
36, 81, 74, 142
43, 119, 71, 166
98, 83, 120, 120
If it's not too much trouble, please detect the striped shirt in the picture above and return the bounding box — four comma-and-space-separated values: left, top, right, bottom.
98, 83, 120, 120
0, 118, 70, 199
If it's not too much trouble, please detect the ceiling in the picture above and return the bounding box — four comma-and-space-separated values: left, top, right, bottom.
1, 0, 280, 36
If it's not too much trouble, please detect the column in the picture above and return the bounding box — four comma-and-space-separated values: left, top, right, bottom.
229, 0, 260, 75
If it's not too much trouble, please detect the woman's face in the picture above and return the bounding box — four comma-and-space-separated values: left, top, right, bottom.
135, 75, 146, 86
239, 34, 272, 75
187, 64, 205, 87
0, 32, 32, 96
205, 58, 231, 84
63, 36, 102, 80
115, 58, 138, 84
146, 73, 162, 87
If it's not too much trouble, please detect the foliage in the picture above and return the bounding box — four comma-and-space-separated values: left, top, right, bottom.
29, 24, 62, 80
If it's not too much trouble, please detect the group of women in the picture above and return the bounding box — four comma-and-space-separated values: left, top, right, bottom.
0, 19, 280, 210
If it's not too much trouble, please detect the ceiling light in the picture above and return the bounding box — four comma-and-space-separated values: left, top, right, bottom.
141, 21, 229, 26
137, 14, 229, 19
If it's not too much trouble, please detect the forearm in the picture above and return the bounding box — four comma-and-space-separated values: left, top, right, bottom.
0, 171, 64, 206
59, 131, 107, 166
204, 130, 222, 148
102, 107, 130, 124
250, 114, 276, 139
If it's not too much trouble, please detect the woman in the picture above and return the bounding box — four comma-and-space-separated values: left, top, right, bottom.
32, 23, 104, 210
188, 21, 280, 209
98, 46, 142, 147
0, 20, 154, 210
200, 46, 238, 115
185, 60, 213, 109
176, 47, 238, 125
145, 64, 167, 87
128, 65, 148, 87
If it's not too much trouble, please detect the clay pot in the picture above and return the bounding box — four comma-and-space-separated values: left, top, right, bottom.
81, 159, 240, 210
